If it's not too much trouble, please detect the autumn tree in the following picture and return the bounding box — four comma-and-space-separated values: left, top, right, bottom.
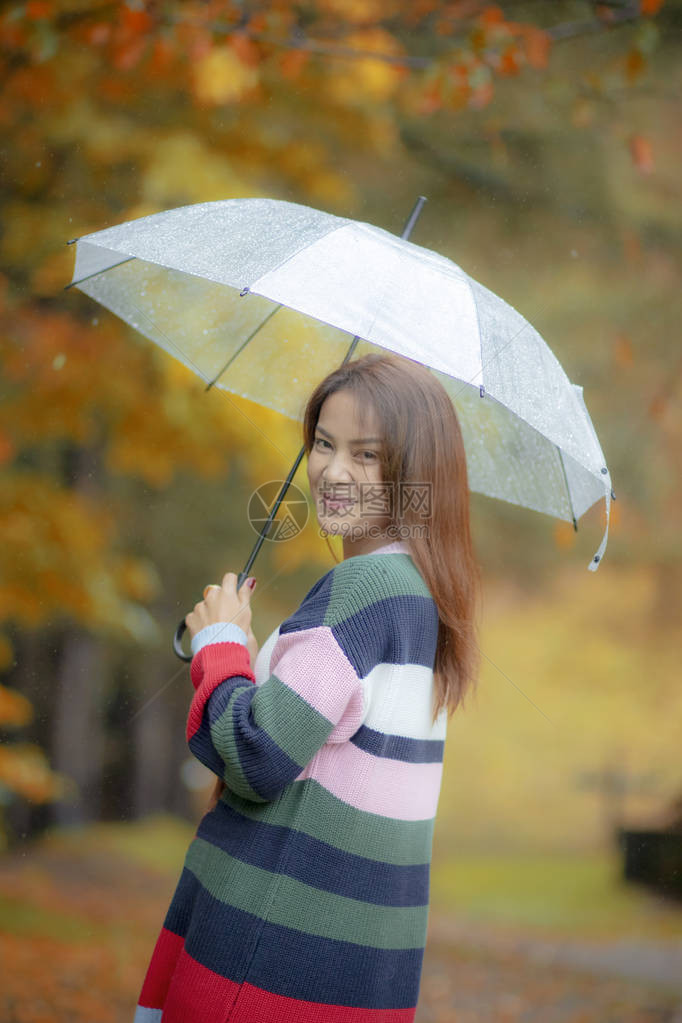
0, 0, 677, 839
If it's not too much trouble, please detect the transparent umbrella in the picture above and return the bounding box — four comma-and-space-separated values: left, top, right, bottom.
66, 196, 613, 659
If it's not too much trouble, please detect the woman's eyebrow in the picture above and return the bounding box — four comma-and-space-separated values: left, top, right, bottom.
315, 426, 382, 443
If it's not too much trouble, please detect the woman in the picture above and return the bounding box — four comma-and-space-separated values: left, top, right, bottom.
133, 352, 481, 1023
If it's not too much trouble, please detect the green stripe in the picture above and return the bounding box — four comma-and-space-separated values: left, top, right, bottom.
219, 779, 435, 866
211, 684, 265, 802
324, 554, 431, 628
249, 673, 333, 766
186, 837, 428, 950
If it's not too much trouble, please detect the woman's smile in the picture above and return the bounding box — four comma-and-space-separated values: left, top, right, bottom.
307, 389, 392, 557
320, 490, 356, 510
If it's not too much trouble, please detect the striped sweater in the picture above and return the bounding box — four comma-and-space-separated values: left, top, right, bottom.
134, 539, 445, 1022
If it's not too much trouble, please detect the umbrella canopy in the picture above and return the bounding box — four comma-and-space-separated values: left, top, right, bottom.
67, 197, 612, 571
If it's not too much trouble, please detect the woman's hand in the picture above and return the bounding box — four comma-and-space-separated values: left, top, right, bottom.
185, 572, 254, 641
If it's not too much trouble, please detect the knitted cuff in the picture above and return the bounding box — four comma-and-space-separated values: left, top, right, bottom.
187, 642, 255, 743
191, 622, 248, 656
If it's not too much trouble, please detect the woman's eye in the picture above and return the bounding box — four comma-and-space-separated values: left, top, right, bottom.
314, 438, 377, 460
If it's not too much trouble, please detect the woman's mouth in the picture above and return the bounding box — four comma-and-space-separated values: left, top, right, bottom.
321, 494, 355, 511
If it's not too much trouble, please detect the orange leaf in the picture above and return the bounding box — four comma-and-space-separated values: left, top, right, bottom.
230, 33, 260, 67
0, 683, 32, 727
523, 27, 551, 69
625, 48, 646, 82
149, 35, 175, 73
499, 45, 520, 75
648, 394, 667, 421
112, 36, 148, 71
480, 5, 505, 27
121, 6, 154, 34
448, 62, 469, 84
612, 333, 634, 369
247, 13, 268, 33
279, 49, 309, 80
0, 22, 27, 48
469, 26, 486, 52
641, 0, 665, 13
629, 133, 654, 173
85, 22, 111, 46
418, 83, 443, 114
25, 1, 53, 19
0, 431, 14, 466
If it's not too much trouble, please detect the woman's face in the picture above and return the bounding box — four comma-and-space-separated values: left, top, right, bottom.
307, 389, 392, 553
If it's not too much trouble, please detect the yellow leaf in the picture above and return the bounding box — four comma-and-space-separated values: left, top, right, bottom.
0, 682, 32, 728
192, 47, 259, 105
327, 29, 404, 106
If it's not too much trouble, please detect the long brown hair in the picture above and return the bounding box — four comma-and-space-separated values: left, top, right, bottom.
302, 351, 481, 724
207, 351, 481, 811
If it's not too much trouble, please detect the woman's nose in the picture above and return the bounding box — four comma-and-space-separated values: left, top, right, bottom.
322, 451, 354, 479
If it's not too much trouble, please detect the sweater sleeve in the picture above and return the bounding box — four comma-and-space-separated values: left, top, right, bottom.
185, 557, 390, 803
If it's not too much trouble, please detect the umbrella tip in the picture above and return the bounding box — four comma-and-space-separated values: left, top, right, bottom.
66, 237, 79, 245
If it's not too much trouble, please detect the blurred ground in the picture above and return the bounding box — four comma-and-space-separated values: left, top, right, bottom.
0, 818, 680, 1023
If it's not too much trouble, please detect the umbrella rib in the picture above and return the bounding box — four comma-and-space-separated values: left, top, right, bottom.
204, 303, 283, 392
556, 445, 578, 531
64, 256, 137, 290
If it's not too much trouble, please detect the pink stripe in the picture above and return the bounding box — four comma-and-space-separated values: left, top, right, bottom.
296, 742, 443, 820
270, 626, 363, 729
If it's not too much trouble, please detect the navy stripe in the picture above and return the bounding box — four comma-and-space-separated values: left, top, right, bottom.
351, 723, 444, 763
171, 868, 423, 1009
228, 685, 302, 800
334, 593, 439, 676
196, 798, 430, 907
188, 680, 303, 800
206, 676, 252, 728
281, 589, 439, 679
279, 568, 439, 678
163, 865, 199, 937
187, 713, 227, 779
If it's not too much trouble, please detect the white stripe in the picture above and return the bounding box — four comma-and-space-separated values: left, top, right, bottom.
256, 629, 444, 741
362, 662, 447, 741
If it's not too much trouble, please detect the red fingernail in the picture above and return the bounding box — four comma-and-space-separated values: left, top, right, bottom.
248, 577, 257, 589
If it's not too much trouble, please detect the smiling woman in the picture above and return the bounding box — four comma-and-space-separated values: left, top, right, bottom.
307, 389, 391, 558
133, 352, 481, 1023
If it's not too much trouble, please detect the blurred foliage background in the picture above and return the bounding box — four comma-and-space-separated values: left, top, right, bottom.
0, 0, 680, 958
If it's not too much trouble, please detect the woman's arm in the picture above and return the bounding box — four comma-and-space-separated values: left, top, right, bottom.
186, 559, 389, 803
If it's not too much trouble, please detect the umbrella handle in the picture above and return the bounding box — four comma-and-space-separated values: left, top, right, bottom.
173, 570, 250, 662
